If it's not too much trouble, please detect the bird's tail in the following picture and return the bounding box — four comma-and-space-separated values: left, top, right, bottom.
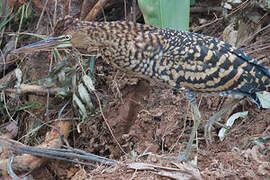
237, 61, 270, 108
255, 63, 270, 92
247, 63, 270, 108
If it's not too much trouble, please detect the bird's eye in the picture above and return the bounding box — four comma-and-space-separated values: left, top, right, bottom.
65, 35, 72, 40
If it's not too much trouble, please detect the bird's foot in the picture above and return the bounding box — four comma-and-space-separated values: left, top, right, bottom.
204, 99, 242, 145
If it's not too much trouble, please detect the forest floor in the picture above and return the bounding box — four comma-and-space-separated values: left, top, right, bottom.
0, 0, 270, 179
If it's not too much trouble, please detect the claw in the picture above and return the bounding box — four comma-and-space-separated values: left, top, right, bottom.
204, 98, 242, 145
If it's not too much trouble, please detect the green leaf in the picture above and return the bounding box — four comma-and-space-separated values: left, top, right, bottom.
0, 13, 16, 31
138, 0, 190, 30
218, 111, 248, 141
73, 93, 87, 119
78, 83, 94, 112
82, 75, 95, 92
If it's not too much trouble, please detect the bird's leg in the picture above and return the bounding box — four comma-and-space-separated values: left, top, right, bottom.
204, 98, 242, 145
178, 90, 201, 162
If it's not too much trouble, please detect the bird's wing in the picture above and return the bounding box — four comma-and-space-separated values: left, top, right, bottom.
160, 30, 270, 93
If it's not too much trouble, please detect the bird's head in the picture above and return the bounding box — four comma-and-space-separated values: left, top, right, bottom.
13, 16, 91, 53
13, 35, 73, 53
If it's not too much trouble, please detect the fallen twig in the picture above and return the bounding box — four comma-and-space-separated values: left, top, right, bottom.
190, 6, 222, 13
127, 162, 202, 180
0, 119, 116, 177
4, 84, 61, 95
0, 121, 71, 176
192, 0, 251, 32
0, 138, 116, 167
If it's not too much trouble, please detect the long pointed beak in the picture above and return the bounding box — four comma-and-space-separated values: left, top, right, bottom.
13, 37, 72, 53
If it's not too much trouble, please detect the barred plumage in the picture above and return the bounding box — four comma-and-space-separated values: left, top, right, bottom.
13, 17, 270, 161
51, 17, 270, 107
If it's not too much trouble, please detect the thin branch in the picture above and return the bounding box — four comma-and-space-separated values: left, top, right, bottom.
85, 0, 109, 21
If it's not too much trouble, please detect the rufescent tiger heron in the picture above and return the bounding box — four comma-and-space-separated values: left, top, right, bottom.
13, 17, 270, 161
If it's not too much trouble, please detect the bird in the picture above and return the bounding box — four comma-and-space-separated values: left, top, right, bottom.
13, 16, 270, 161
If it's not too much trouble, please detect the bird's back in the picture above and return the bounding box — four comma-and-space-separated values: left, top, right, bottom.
149, 27, 270, 105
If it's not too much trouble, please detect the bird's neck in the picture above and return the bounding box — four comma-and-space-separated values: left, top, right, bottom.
70, 21, 164, 78
70, 21, 157, 50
